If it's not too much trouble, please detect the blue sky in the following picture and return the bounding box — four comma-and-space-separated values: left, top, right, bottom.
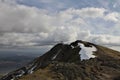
17, 0, 120, 12
0, 0, 120, 51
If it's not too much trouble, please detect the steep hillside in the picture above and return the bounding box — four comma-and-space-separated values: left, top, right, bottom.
0, 40, 120, 80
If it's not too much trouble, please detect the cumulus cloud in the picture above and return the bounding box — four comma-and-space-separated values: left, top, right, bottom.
89, 35, 120, 46
104, 12, 119, 22
0, 1, 120, 48
56, 8, 105, 19
0, 1, 55, 33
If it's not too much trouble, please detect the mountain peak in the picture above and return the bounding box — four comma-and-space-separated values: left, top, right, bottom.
1, 40, 120, 80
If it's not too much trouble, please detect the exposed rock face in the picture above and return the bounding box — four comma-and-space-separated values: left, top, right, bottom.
1, 40, 120, 80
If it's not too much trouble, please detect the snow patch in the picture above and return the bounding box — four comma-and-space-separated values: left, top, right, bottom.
16, 70, 25, 77
78, 43, 97, 60
71, 45, 74, 49
28, 65, 37, 74
52, 49, 61, 60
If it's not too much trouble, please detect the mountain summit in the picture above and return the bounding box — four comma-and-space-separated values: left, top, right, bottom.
1, 40, 120, 80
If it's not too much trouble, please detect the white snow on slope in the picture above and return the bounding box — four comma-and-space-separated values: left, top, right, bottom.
52, 49, 62, 60
16, 70, 25, 77
78, 43, 97, 60
71, 45, 75, 49
28, 65, 37, 74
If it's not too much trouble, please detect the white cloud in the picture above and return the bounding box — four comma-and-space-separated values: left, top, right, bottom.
104, 12, 119, 22
56, 8, 120, 22
89, 35, 120, 46
1, 31, 120, 49
76, 8, 105, 18
0, 1, 120, 49
58, 8, 106, 19
0, 1, 55, 33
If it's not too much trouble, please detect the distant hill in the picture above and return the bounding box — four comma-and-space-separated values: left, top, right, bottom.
0, 53, 42, 74
1, 40, 120, 80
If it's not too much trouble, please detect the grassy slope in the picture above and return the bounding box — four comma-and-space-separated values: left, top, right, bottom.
95, 45, 120, 59
17, 45, 120, 80
19, 65, 54, 80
